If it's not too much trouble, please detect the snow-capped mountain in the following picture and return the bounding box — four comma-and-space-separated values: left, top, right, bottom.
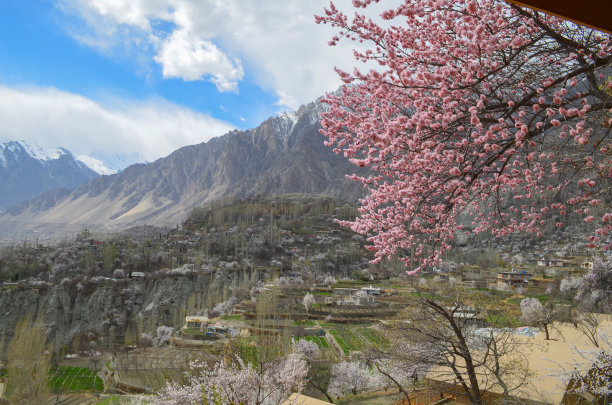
0, 141, 99, 212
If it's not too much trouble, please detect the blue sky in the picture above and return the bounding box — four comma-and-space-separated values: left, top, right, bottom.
0, 0, 367, 163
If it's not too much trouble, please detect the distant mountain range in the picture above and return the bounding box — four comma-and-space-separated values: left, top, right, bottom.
0, 141, 148, 214
0, 141, 99, 212
0, 101, 366, 238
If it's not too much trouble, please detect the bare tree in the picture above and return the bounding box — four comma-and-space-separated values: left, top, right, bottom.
362, 351, 421, 405
254, 288, 291, 364
6, 315, 50, 405
386, 293, 529, 405
306, 362, 336, 404
574, 312, 603, 348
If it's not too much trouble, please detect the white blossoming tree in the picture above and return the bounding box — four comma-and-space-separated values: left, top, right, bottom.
520, 297, 555, 340
303, 293, 316, 312
328, 360, 378, 398
149, 342, 309, 405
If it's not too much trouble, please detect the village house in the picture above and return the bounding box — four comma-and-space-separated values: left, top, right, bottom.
182, 315, 244, 340
185, 315, 208, 328
325, 293, 376, 306
332, 287, 359, 296
497, 269, 531, 286
581, 261, 594, 270
528, 257, 569, 267
360, 285, 383, 296
204, 322, 242, 338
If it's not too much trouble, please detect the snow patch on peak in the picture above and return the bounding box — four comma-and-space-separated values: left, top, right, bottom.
275, 111, 299, 142
88, 151, 147, 173
19, 140, 68, 161
0, 140, 69, 162
281, 111, 299, 129
76, 155, 116, 175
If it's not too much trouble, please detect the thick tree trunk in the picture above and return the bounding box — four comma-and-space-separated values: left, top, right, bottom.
426, 300, 484, 405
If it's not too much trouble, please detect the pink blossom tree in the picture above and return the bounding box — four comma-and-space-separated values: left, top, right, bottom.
317, 0, 612, 273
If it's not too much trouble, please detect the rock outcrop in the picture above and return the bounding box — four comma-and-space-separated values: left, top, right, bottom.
0, 268, 265, 347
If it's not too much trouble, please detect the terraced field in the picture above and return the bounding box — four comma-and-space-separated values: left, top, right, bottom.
354, 326, 388, 346
329, 328, 366, 354
46, 393, 100, 405
113, 347, 197, 391
300, 335, 329, 349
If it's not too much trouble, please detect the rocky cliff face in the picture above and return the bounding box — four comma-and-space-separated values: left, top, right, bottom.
0, 101, 365, 239
0, 269, 264, 347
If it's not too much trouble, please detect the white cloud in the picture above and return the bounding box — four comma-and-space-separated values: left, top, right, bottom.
154, 30, 243, 91
58, 0, 383, 108
0, 85, 234, 161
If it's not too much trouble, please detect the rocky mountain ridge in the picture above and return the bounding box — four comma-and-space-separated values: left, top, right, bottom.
0, 101, 366, 239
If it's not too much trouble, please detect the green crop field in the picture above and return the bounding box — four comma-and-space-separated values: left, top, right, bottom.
356, 327, 388, 346
294, 319, 316, 327
49, 366, 103, 392
299, 336, 329, 349
329, 329, 365, 354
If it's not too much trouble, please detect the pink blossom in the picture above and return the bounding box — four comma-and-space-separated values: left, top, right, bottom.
317, 0, 612, 272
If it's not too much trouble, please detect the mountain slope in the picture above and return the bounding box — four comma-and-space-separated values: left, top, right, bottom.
0, 102, 366, 238
0, 141, 99, 212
